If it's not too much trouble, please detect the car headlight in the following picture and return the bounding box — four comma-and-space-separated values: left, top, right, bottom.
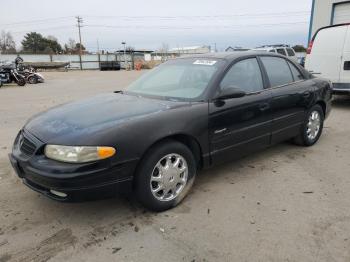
44, 145, 116, 163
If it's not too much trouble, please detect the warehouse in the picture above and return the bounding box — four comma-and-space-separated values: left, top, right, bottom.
309, 0, 350, 41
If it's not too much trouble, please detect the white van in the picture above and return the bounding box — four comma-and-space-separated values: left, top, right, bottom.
305, 23, 350, 94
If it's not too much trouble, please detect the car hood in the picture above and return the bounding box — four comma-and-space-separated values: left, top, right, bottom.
25, 93, 187, 143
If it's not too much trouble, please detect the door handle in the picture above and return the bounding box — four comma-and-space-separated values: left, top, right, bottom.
259, 103, 270, 111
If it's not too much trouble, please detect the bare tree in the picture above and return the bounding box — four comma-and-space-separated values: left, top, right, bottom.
158, 43, 169, 61
0, 31, 16, 53
64, 38, 77, 54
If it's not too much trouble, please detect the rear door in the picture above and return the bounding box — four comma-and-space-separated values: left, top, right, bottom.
340, 25, 350, 85
306, 26, 347, 83
260, 56, 314, 144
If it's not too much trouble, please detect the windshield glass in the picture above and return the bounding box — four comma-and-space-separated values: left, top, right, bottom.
126, 58, 222, 100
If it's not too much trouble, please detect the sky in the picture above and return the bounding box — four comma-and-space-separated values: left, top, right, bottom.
0, 0, 312, 52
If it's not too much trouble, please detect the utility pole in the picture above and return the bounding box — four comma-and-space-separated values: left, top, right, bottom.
96, 39, 100, 54
121, 41, 126, 70
76, 16, 83, 70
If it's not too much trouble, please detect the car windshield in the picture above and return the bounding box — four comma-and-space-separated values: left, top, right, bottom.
126, 58, 222, 100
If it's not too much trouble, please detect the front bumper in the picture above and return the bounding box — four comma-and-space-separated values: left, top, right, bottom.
9, 130, 137, 202
332, 83, 350, 95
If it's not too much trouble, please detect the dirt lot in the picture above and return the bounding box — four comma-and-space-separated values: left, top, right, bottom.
0, 71, 350, 262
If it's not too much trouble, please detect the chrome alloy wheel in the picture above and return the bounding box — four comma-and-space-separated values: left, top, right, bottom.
307, 110, 321, 140
150, 153, 188, 201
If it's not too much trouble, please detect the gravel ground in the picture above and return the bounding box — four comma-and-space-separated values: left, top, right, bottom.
0, 71, 349, 262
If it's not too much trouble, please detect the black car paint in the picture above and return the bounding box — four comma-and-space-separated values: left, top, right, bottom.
9, 52, 332, 201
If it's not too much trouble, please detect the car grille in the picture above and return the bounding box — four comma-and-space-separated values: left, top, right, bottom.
19, 133, 37, 156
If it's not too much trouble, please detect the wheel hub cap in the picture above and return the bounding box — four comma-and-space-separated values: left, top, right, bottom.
150, 154, 188, 201
307, 111, 321, 140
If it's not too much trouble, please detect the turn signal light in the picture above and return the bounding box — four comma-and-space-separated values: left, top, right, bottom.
97, 147, 116, 159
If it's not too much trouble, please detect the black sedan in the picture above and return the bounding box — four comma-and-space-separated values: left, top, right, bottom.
9, 52, 332, 211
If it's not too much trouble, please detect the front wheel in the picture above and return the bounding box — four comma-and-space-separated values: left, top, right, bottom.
135, 140, 196, 211
293, 104, 324, 146
16, 76, 26, 86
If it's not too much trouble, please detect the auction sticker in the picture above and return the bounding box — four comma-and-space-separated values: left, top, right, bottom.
193, 60, 217, 66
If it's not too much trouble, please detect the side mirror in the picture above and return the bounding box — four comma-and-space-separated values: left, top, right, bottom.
215, 86, 246, 100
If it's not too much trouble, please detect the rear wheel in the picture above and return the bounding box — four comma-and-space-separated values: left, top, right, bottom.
135, 140, 196, 211
293, 104, 324, 146
28, 76, 37, 84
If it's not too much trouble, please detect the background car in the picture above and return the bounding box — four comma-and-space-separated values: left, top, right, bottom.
253, 44, 298, 62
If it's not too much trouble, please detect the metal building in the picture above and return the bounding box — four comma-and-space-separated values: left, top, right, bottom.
309, 0, 350, 42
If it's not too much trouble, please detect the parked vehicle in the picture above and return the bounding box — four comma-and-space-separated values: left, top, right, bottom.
18, 64, 45, 84
0, 63, 26, 86
253, 45, 297, 61
9, 52, 332, 211
305, 23, 350, 95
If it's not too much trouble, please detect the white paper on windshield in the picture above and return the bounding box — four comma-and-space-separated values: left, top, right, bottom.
193, 60, 217, 66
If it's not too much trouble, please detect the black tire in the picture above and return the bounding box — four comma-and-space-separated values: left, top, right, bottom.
293, 104, 324, 146
134, 140, 196, 212
16, 77, 26, 86
28, 76, 37, 84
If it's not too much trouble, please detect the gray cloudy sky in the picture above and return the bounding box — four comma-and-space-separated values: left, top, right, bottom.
1, 0, 312, 52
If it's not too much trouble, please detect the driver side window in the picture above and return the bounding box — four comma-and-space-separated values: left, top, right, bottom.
220, 58, 264, 93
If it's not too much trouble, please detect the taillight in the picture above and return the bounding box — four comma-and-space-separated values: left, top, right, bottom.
307, 41, 313, 54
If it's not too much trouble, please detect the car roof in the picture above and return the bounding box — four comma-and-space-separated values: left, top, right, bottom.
177, 51, 287, 62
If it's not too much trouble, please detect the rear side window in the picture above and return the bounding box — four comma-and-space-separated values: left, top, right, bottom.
288, 62, 304, 81
261, 57, 293, 87
269, 49, 276, 53
220, 58, 263, 93
276, 48, 287, 56
286, 48, 295, 56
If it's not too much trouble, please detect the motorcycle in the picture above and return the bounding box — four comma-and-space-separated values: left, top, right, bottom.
18, 64, 44, 84
0, 63, 26, 87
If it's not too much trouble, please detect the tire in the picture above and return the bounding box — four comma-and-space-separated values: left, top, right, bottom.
28, 76, 37, 84
134, 140, 196, 212
293, 104, 324, 146
16, 77, 26, 86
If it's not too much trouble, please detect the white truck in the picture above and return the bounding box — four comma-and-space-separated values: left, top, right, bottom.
305, 23, 350, 95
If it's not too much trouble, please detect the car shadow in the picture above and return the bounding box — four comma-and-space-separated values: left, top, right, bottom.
27, 141, 298, 217
2, 140, 310, 256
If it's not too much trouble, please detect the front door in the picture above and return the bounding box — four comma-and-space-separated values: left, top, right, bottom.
209, 57, 273, 165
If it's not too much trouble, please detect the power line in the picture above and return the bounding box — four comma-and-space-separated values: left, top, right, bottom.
11, 25, 73, 34
0, 16, 74, 27
0, 11, 309, 28
84, 21, 308, 30
82, 11, 309, 19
